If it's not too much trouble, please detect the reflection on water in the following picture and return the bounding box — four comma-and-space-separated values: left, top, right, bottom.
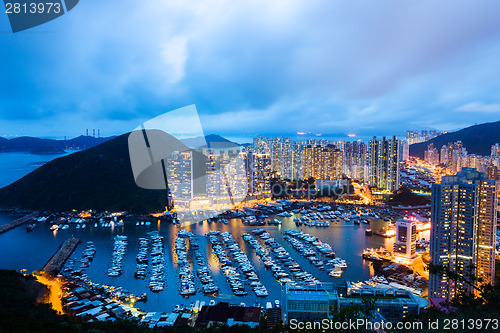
0, 212, 428, 312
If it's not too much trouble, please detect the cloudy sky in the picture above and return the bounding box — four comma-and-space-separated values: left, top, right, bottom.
1, 0, 500, 141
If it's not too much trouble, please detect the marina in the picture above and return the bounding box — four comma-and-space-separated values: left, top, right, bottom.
149, 232, 166, 292
0, 204, 430, 312
175, 232, 196, 295
107, 235, 128, 277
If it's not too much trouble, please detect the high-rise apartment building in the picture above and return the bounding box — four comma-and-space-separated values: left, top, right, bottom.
252, 137, 296, 180
252, 137, 271, 155
303, 144, 343, 180
342, 141, 368, 182
446, 141, 463, 170
429, 168, 498, 300
405, 129, 441, 144
440, 145, 448, 165
269, 136, 293, 179
486, 165, 499, 181
368, 136, 400, 192
401, 140, 409, 162
245, 151, 271, 197
424, 143, 440, 166
491, 143, 500, 157
167, 151, 194, 208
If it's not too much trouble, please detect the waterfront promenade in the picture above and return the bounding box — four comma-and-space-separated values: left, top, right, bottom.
0, 212, 38, 234
42, 237, 81, 275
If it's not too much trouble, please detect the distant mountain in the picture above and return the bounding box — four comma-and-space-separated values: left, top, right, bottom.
410, 121, 500, 158
180, 134, 239, 149
0, 135, 113, 153
0, 134, 169, 213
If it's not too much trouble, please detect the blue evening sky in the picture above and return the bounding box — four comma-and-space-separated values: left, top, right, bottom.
1, 0, 500, 140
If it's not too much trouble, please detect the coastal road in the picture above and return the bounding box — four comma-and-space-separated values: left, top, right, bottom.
352, 182, 373, 205
411, 256, 428, 279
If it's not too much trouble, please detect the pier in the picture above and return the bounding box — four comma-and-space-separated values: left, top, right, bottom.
0, 212, 38, 234
42, 237, 81, 275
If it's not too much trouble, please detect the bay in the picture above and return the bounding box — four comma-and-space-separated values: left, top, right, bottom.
0, 212, 428, 312
0, 151, 429, 313
0, 152, 72, 188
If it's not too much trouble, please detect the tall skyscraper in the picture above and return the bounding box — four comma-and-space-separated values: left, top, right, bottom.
342, 141, 367, 182
245, 151, 271, 197
269, 136, 293, 179
291, 142, 304, 181
252, 137, 295, 180
343, 142, 353, 178
429, 168, 498, 301
368, 136, 400, 192
167, 151, 193, 208
401, 140, 410, 162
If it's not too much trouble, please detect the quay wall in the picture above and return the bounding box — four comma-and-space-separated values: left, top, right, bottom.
42, 237, 81, 275
0, 212, 38, 234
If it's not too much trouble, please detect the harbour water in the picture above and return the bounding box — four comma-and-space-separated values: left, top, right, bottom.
0, 152, 429, 312
0, 212, 429, 312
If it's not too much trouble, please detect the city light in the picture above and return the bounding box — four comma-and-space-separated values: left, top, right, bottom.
33, 272, 64, 314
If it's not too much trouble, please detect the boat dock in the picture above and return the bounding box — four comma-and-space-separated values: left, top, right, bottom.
0, 212, 38, 234
42, 237, 81, 275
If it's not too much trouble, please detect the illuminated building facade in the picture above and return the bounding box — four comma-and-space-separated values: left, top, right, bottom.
424, 143, 439, 166
252, 137, 298, 180
486, 165, 499, 181
270, 136, 294, 179
167, 151, 193, 209
394, 219, 417, 260
205, 149, 248, 206
429, 168, 498, 300
303, 144, 343, 181
246, 151, 272, 198
343, 141, 368, 182
491, 143, 500, 157
406, 129, 441, 144
368, 136, 400, 192
440, 145, 448, 165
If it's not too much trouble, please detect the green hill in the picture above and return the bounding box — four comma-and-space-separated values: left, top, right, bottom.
0, 134, 169, 213
409, 120, 500, 158
386, 186, 430, 206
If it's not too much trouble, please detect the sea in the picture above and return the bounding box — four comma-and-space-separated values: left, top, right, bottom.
0, 151, 72, 188
0, 152, 427, 312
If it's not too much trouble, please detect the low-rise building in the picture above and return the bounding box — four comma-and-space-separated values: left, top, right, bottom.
194, 302, 260, 328
283, 282, 425, 323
